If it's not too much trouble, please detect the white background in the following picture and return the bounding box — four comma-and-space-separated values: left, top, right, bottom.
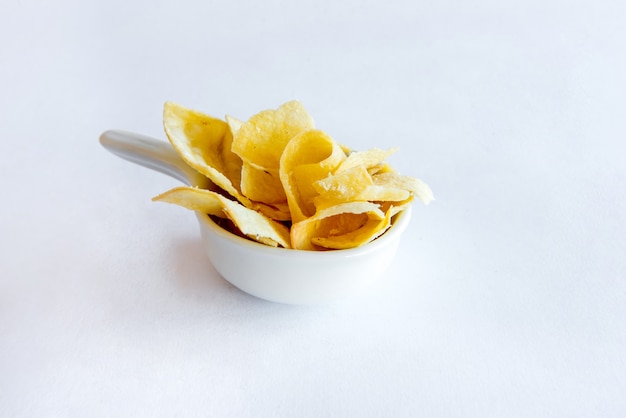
1, 0, 625, 416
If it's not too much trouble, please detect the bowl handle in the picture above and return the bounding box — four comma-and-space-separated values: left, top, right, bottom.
99, 130, 203, 186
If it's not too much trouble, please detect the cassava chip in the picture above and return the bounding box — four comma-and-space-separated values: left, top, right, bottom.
225, 115, 243, 137
163, 102, 247, 204
336, 147, 398, 173
377, 200, 411, 216
311, 202, 412, 250
240, 163, 287, 204
249, 200, 292, 222
232, 100, 315, 170
290, 202, 385, 250
153, 186, 291, 248
279, 129, 346, 223
312, 165, 408, 208
373, 172, 434, 205
367, 163, 394, 175
356, 185, 410, 202
154, 100, 432, 250
311, 206, 395, 250
313, 165, 372, 201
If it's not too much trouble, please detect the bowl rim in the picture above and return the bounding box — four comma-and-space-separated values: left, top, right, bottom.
195, 205, 412, 258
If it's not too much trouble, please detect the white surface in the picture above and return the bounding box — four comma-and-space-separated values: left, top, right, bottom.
1, 0, 625, 417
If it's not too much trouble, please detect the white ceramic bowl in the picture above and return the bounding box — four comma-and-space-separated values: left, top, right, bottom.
100, 130, 411, 304
195, 207, 410, 304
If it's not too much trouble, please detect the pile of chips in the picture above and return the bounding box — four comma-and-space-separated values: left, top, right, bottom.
153, 100, 433, 250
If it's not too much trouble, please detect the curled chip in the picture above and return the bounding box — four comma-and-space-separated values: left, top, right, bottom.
372, 172, 434, 205
153, 186, 291, 248
163, 102, 245, 202
154, 100, 433, 250
249, 200, 292, 222
336, 147, 398, 173
232, 100, 315, 170
225, 115, 243, 137
279, 129, 346, 223
313, 164, 409, 209
355, 185, 410, 203
313, 165, 372, 202
290, 202, 387, 250
240, 163, 286, 204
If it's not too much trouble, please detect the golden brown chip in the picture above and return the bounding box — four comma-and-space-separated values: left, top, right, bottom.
290, 202, 384, 250
311, 202, 411, 249
373, 172, 434, 205
336, 147, 398, 173
153, 186, 291, 248
221, 198, 290, 248
313, 165, 372, 201
240, 163, 287, 204
225, 115, 243, 137
312, 165, 408, 207
155, 100, 432, 250
311, 216, 389, 250
249, 200, 292, 222
163, 102, 247, 204
367, 163, 394, 175
356, 185, 410, 202
231, 100, 315, 171
279, 129, 347, 223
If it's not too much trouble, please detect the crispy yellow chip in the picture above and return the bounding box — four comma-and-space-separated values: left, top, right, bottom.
313, 165, 372, 202
373, 172, 434, 205
311, 202, 410, 250
240, 163, 287, 204
336, 147, 397, 173
153, 186, 225, 217
155, 100, 431, 250
225, 115, 243, 137
312, 165, 408, 208
290, 202, 384, 250
163, 102, 247, 203
232, 100, 315, 170
279, 129, 346, 223
221, 198, 290, 248
311, 212, 391, 250
367, 163, 394, 175
357, 185, 410, 202
153, 186, 291, 248
377, 201, 412, 216
249, 200, 291, 222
